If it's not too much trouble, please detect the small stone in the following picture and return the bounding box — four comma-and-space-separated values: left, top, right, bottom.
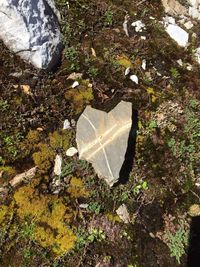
72, 81, 79, 88
53, 154, 62, 176
116, 204, 131, 224
184, 21, 194, 30
186, 63, 193, 71
194, 47, 200, 64
142, 59, 146, 70
131, 20, 146, 32
141, 36, 146, 40
63, 119, 71, 130
164, 17, 189, 47
125, 67, 131, 76
79, 203, 89, 209
66, 147, 78, 157
177, 59, 183, 66
130, 75, 139, 84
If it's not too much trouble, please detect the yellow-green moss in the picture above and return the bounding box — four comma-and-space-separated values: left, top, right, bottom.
188, 204, 200, 217
0, 166, 16, 185
49, 130, 73, 151
65, 80, 94, 114
67, 177, 90, 198
0, 205, 9, 225
32, 143, 55, 173
106, 212, 122, 223
116, 55, 132, 68
26, 129, 41, 145
14, 184, 77, 255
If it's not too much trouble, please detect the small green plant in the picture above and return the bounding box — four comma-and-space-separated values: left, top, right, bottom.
103, 10, 114, 26
165, 227, 188, 264
20, 220, 35, 239
87, 202, 101, 214
87, 228, 106, 242
170, 67, 180, 79
132, 181, 148, 196
88, 66, 99, 77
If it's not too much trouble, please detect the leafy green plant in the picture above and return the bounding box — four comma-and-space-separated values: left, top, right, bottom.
165, 227, 188, 264
132, 181, 148, 196
88, 66, 99, 77
103, 10, 114, 26
87, 202, 101, 214
170, 67, 180, 79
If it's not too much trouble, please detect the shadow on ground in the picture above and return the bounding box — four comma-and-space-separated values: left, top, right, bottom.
187, 216, 200, 267
118, 107, 138, 185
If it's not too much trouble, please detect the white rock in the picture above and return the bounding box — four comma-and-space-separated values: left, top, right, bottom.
76, 101, 132, 187
53, 154, 62, 176
141, 36, 146, 40
163, 16, 176, 26
194, 47, 200, 64
116, 204, 131, 224
164, 16, 189, 47
130, 75, 139, 84
177, 59, 183, 66
79, 203, 89, 209
63, 119, 71, 130
72, 81, 79, 88
184, 21, 194, 30
186, 63, 193, 70
0, 0, 62, 70
142, 59, 146, 70
188, 0, 200, 19
131, 20, 146, 32
125, 67, 131, 76
66, 147, 78, 157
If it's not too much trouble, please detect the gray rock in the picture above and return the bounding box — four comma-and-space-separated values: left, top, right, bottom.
0, 0, 62, 70
76, 101, 132, 187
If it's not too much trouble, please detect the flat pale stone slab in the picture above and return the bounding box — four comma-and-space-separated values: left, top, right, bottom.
76, 101, 132, 187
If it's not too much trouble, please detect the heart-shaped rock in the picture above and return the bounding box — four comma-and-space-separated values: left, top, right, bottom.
76, 101, 132, 187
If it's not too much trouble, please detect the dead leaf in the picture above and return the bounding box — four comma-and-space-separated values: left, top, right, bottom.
20, 84, 33, 96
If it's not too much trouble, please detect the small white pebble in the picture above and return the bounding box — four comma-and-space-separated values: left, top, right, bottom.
141, 36, 146, 40
66, 147, 78, 157
125, 67, 131, 76
130, 75, 139, 84
63, 119, 71, 130
142, 59, 146, 70
177, 59, 183, 66
79, 204, 89, 209
72, 81, 79, 88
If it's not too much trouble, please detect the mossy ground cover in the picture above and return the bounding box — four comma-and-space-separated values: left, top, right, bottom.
0, 0, 200, 266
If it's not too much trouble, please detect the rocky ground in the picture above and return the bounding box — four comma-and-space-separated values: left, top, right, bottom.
0, 0, 200, 266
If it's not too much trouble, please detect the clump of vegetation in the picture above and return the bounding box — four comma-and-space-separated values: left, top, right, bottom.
14, 183, 77, 255
65, 80, 94, 114
67, 177, 90, 198
32, 130, 73, 173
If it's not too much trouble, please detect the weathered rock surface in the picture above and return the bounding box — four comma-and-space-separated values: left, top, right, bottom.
161, 0, 187, 16
0, 0, 62, 70
163, 16, 189, 47
76, 101, 132, 187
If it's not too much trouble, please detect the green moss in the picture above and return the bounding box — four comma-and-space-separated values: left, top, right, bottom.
65, 80, 94, 114
0, 166, 16, 184
32, 143, 55, 173
49, 130, 73, 151
0, 205, 9, 225
14, 184, 77, 255
67, 177, 90, 198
